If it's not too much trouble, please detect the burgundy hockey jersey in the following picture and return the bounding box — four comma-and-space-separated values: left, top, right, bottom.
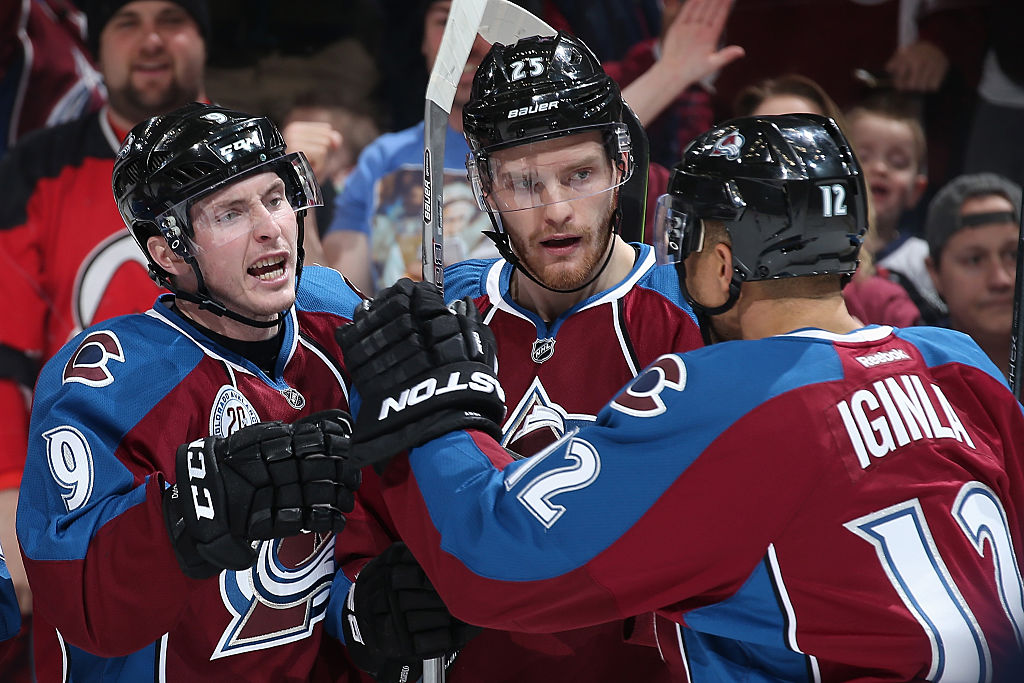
18, 267, 366, 682
336, 244, 704, 682
372, 324, 1024, 681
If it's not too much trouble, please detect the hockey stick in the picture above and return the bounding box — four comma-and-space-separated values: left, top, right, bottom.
478, 0, 555, 42
421, 0, 555, 295
1010, 203, 1024, 401
420, 2, 488, 679
422, 0, 488, 295
419, 4, 554, 680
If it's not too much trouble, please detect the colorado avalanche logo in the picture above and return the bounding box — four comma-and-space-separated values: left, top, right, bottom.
213, 534, 335, 658
501, 377, 596, 455
610, 354, 687, 417
62, 331, 125, 387
709, 131, 745, 161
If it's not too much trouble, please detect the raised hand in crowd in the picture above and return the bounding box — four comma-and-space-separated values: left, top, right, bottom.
622, 0, 744, 125
885, 39, 950, 92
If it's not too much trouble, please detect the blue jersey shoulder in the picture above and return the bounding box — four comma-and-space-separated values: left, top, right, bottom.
295, 264, 364, 320
37, 311, 204, 421
443, 258, 499, 303
895, 325, 1008, 387
24, 311, 198, 562
633, 256, 698, 326
619, 334, 846, 448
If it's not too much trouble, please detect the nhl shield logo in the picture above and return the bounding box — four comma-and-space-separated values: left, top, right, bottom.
709, 131, 745, 161
531, 337, 556, 364
282, 387, 306, 410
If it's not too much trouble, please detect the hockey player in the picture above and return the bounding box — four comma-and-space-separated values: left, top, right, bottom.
338, 114, 1024, 680
0, 8, 337, 652
0, 2, 213, 644
17, 103, 365, 681
335, 32, 702, 683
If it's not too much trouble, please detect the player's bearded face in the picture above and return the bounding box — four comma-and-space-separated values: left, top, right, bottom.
506, 191, 616, 291
492, 134, 620, 290
100, 2, 206, 123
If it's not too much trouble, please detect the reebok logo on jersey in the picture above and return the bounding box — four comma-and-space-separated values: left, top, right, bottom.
507, 101, 559, 119
855, 349, 911, 368
378, 371, 505, 420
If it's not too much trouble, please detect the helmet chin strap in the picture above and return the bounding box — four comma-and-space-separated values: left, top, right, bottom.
482, 207, 621, 295
150, 212, 309, 330
676, 257, 742, 317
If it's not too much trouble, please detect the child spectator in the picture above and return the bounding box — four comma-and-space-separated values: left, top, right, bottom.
846, 95, 944, 323
735, 74, 921, 327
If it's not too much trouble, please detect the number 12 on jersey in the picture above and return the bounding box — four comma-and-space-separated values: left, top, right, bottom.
846, 481, 1024, 682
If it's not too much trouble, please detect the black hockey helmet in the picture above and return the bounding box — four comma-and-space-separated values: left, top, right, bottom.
463, 32, 637, 293
654, 113, 867, 312
112, 102, 322, 327
464, 31, 625, 153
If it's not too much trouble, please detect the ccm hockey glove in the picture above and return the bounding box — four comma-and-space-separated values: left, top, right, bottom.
336, 278, 506, 468
343, 542, 480, 682
163, 410, 361, 579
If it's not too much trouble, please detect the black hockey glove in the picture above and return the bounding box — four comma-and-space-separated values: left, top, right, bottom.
163, 410, 361, 579
342, 542, 481, 682
336, 278, 506, 469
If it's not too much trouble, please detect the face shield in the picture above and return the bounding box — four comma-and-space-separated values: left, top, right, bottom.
467, 123, 632, 215
154, 152, 322, 255
652, 193, 706, 265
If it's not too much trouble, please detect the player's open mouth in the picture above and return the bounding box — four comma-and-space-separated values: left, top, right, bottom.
541, 236, 581, 248
248, 257, 286, 280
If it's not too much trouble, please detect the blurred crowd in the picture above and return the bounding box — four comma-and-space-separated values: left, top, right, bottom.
0, 0, 1021, 678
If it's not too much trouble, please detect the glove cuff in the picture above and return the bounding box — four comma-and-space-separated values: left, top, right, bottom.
162, 483, 221, 579
352, 409, 501, 470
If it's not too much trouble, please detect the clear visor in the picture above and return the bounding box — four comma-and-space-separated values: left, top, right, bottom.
155, 152, 322, 253
467, 123, 633, 213
653, 193, 704, 265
